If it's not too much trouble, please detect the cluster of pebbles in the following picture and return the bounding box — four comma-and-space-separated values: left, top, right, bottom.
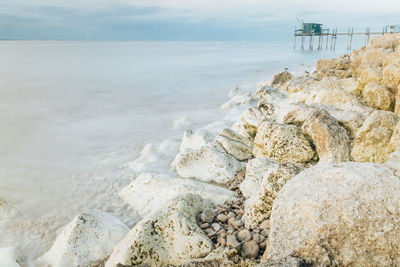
196, 169, 270, 260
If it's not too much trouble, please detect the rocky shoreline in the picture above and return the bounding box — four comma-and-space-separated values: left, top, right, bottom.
2, 33, 400, 266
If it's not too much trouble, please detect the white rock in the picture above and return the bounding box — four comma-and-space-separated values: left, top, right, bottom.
179, 129, 215, 153
302, 109, 351, 162
106, 194, 214, 267
119, 173, 236, 217
215, 129, 253, 161
171, 129, 214, 170
266, 162, 400, 266
175, 143, 243, 184
0, 247, 22, 267
242, 162, 303, 228
239, 158, 279, 198
351, 110, 399, 163
253, 120, 315, 164
36, 211, 128, 267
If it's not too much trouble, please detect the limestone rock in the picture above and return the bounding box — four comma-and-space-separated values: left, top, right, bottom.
351, 110, 399, 163
239, 158, 280, 198
271, 71, 293, 86
216, 129, 253, 161
253, 120, 315, 164
106, 194, 214, 267
385, 151, 400, 170
390, 121, 400, 151
240, 107, 269, 138
395, 90, 400, 115
305, 87, 360, 107
119, 173, 236, 217
181, 247, 258, 267
275, 101, 314, 126
320, 103, 373, 140
0, 247, 22, 267
302, 109, 350, 162
362, 81, 395, 111
382, 63, 400, 94
265, 162, 400, 266
285, 75, 318, 95
242, 162, 303, 229
358, 66, 384, 91
179, 129, 214, 153
36, 211, 129, 267
175, 143, 243, 184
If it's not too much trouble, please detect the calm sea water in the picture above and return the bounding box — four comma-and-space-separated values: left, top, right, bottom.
0, 40, 358, 259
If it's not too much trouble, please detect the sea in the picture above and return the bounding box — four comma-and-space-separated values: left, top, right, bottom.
0, 39, 363, 262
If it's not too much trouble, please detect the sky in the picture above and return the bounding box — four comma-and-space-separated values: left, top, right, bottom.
1, 0, 400, 40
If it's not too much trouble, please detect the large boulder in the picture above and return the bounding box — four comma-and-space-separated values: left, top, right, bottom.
242, 162, 303, 229
265, 162, 400, 266
351, 110, 399, 163
362, 81, 395, 111
215, 129, 253, 161
119, 173, 236, 217
175, 143, 243, 184
0, 247, 22, 267
106, 194, 214, 267
36, 211, 128, 267
253, 120, 315, 164
302, 110, 350, 162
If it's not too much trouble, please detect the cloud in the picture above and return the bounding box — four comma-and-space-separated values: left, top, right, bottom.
1, 0, 400, 40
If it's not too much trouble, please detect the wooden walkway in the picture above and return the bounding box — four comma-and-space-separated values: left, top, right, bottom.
294, 27, 387, 50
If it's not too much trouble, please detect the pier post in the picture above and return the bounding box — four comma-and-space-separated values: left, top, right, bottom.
349, 28, 353, 50
333, 29, 337, 50
326, 29, 329, 50
301, 35, 304, 50
309, 32, 314, 50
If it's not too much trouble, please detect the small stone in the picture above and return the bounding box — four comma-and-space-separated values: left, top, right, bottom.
259, 241, 266, 250
227, 234, 240, 248
259, 220, 270, 230
252, 233, 265, 243
227, 217, 236, 225
212, 223, 221, 232
219, 232, 227, 238
204, 228, 214, 235
233, 204, 241, 210
235, 209, 245, 215
216, 228, 225, 235
261, 229, 269, 237
227, 212, 236, 218
199, 223, 209, 229
253, 229, 260, 234
200, 209, 215, 223
232, 220, 244, 229
217, 214, 228, 223
241, 240, 259, 259
207, 232, 216, 238
227, 229, 235, 235
237, 229, 252, 242
218, 237, 226, 247
236, 214, 243, 220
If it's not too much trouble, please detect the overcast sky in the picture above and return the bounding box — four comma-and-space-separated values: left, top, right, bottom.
1, 0, 400, 40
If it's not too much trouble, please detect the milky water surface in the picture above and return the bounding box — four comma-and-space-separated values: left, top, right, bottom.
0, 40, 354, 260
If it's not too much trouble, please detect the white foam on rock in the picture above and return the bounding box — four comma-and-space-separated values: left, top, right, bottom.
119, 173, 236, 218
